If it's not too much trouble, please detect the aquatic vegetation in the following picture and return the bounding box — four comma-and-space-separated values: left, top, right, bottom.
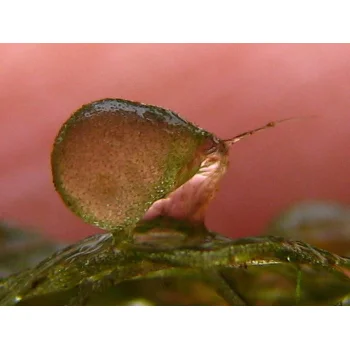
1, 98, 349, 306
0, 222, 63, 278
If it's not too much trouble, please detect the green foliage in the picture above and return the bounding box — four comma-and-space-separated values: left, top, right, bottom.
1, 215, 350, 305
0, 223, 63, 278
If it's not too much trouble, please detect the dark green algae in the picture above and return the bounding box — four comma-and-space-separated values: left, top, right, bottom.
1, 218, 350, 306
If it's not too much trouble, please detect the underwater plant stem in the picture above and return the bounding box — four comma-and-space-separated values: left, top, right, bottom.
203, 269, 246, 306
295, 268, 302, 305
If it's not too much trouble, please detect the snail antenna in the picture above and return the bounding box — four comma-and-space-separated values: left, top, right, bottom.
223, 116, 316, 147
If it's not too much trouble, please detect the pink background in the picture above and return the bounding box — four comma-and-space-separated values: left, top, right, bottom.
1, 44, 349, 242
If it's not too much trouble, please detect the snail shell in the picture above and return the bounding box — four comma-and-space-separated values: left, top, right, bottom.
51, 99, 229, 233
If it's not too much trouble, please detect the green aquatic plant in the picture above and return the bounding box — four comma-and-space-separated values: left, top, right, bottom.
0, 223, 63, 278
1, 98, 350, 306
266, 201, 350, 257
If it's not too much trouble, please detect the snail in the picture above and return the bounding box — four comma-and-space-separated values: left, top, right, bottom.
51, 98, 290, 237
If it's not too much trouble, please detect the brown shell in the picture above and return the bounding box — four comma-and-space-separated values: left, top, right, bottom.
51, 98, 214, 233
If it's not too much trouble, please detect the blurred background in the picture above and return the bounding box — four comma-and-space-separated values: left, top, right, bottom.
0, 44, 349, 242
